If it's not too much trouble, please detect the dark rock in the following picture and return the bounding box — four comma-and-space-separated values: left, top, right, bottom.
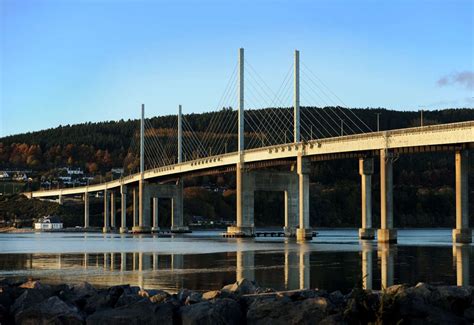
247, 296, 330, 324
180, 298, 242, 325
185, 292, 203, 305
343, 288, 379, 323
11, 288, 50, 315
86, 299, 173, 325
320, 313, 347, 325
177, 289, 195, 303
0, 285, 14, 310
72, 282, 98, 298
15, 295, 83, 325
115, 293, 147, 308
149, 290, 170, 304
222, 278, 259, 295
0, 303, 10, 324
464, 305, 474, 321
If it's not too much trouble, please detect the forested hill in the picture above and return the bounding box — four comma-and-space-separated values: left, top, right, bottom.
0, 107, 473, 173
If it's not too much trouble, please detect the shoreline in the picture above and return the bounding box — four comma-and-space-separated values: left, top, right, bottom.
1, 278, 473, 324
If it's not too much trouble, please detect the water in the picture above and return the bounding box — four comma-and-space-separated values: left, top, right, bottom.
0, 229, 471, 293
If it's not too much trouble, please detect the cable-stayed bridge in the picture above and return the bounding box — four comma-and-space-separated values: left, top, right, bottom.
26, 49, 474, 243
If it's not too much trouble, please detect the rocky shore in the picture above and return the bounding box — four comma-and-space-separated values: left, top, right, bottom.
1, 278, 474, 324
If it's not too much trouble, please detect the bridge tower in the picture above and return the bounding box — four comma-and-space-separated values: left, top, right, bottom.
132, 104, 151, 233
294, 49, 300, 143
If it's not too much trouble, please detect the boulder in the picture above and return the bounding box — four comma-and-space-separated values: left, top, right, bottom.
149, 290, 170, 304
19, 279, 51, 291
86, 299, 174, 325
247, 296, 330, 324
11, 288, 50, 315
222, 278, 259, 295
180, 298, 242, 325
72, 282, 98, 298
185, 292, 203, 305
15, 295, 83, 325
115, 293, 147, 308
202, 290, 222, 300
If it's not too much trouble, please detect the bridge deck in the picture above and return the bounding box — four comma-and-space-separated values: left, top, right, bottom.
28, 121, 474, 198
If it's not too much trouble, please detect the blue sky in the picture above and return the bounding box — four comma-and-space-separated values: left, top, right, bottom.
1, 0, 473, 137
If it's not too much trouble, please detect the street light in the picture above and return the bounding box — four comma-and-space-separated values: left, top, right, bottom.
375, 113, 381, 132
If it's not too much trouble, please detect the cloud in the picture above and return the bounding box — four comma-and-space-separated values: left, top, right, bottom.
437, 71, 474, 90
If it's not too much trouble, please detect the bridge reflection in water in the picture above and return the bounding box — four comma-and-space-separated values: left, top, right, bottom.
6, 241, 468, 292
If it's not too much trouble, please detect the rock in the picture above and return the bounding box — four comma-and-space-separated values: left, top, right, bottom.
222, 278, 259, 295
15, 295, 83, 325
202, 290, 222, 300
72, 281, 97, 298
115, 293, 147, 308
185, 291, 202, 305
86, 299, 173, 324
319, 313, 346, 325
149, 290, 170, 304
19, 279, 51, 291
84, 289, 122, 314
0, 303, 10, 324
11, 288, 50, 315
247, 296, 330, 324
180, 298, 242, 325
177, 289, 195, 303
436, 285, 472, 315
464, 305, 474, 321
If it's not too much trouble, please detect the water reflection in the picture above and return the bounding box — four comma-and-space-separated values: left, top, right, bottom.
0, 238, 472, 293
453, 244, 470, 287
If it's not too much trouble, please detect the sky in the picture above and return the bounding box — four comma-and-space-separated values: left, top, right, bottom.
1, 0, 473, 137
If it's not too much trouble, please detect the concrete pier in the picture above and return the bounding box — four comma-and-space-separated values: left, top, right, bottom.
102, 189, 110, 233
227, 162, 255, 237
171, 180, 189, 232
359, 158, 375, 240
132, 188, 138, 228
110, 191, 116, 230
453, 150, 471, 243
152, 197, 160, 232
84, 192, 89, 229
133, 180, 151, 233
119, 185, 128, 233
377, 150, 397, 243
296, 154, 312, 240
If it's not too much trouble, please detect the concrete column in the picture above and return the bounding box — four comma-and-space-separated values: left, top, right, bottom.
296, 154, 312, 240
152, 197, 160, 232
379, 244, 394, 288
283, 185, 299, 237
453, 150, 471, 243
294, 49, 300, 143
454, 245, 470, 287
103, 189, 110, 233
133, 180, 151, 233
132, 188, 138, 227
110, 191, 116, 230
171, 180, 189, 232
377, 150, 397, 243
359, 158, 375, 240
120, 185, 128, 233
58, 194, 64, 205
227, 162, 255, 237
84, 192, 89, 229
361, 242, 373, 290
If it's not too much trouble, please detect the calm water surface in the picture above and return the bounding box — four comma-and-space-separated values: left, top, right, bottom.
0, 229, 471, 293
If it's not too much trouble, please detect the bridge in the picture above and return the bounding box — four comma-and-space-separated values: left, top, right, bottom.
26, 49, 474, 243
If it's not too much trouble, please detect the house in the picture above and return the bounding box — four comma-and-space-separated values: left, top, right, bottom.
34, 216, 63, 230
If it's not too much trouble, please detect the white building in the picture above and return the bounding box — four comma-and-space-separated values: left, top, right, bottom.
34, 216, 63, 230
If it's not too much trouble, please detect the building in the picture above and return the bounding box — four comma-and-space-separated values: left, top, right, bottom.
34, 216, 63, 230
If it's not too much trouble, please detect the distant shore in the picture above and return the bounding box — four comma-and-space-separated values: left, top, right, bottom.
1, 277, 473, 324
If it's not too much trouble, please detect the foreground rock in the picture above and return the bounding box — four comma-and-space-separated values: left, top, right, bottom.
0, 277, 473, 324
